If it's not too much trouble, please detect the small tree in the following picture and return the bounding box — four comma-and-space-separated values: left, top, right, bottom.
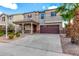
8, 24, 15, 33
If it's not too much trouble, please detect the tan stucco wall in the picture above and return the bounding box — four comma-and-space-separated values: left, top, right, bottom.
24, 12, 39, 23
39, 9, 62, 24
12, 14, 24, 22
11, 9, 62, 26
45, 16, 62, 23
45, 9, 56, 16
45, 10, 62, 23
25, 25, 31, 30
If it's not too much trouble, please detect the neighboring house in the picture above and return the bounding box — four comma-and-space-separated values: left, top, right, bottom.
0, 13, 7, 30
0, 9, 63, 34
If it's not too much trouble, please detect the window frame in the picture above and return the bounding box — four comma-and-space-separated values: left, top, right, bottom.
51, 12, 56, 16
28, 14, 32, 18
2, 17, 5, 21
40, 13, 45, 19
9, 15, 13, 20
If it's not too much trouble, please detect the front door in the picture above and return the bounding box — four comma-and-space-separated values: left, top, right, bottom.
33, 24, 37, 33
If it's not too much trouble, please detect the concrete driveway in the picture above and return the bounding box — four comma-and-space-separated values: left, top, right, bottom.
0, 34, 70, 56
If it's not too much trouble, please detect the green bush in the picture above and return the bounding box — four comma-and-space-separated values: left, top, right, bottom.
8, 32, 14, 35
0, 31, 4, 36
16, 32, 20, 37
0, 26, 5, 36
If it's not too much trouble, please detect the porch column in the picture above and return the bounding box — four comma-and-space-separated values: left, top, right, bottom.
22, 23, 24, 34
31, 22, 33, 34
36, 24, 40, 33
6, 16, 8, 39
39, 24, 40, 33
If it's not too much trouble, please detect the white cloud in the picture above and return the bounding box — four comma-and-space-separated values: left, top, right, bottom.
48, 6, 57, 9
0, 3, 17, 10
0, 12, 3, 14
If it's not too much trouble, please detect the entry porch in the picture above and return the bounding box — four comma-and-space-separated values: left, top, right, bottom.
13, 20, 40, 34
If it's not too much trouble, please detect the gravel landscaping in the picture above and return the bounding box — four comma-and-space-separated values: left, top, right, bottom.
60, 34, 79, 56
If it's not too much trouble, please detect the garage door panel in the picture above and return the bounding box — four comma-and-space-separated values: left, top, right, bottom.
40, 25, 59, 34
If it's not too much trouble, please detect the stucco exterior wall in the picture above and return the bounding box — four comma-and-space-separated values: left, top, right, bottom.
25, 24, 31, 30
23, 12, 39, 23
39, 9, 62, 24
12, 14, 24, 22
45, 9, 56, 16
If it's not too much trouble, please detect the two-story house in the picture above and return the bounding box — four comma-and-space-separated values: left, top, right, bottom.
0, 9, 63, 34
0, 13, 8, 30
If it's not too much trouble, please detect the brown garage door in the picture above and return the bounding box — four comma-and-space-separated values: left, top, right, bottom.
40, 25, 59, 34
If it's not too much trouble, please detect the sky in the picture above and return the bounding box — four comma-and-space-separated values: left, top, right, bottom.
0, 3, 61, 15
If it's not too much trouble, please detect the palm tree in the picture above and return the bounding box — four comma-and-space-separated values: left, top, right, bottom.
56, 4, 76, 24
56, 3, 79, 44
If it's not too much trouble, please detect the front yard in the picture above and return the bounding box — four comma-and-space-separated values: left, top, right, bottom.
0, 24, 21, 40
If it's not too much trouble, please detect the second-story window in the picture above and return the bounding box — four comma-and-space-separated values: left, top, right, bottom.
0, 17, 2, 20
51, 12, 56, 16
2, 17, 5, 21
28, 14, 32, 18
41, 13, 45, 19
24, 14, 26, 18
9, 16, 13, 20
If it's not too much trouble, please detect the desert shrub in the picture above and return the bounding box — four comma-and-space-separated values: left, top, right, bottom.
16, 32, 20, 37
8, 34, 14, 39
8, 32, 15, 39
